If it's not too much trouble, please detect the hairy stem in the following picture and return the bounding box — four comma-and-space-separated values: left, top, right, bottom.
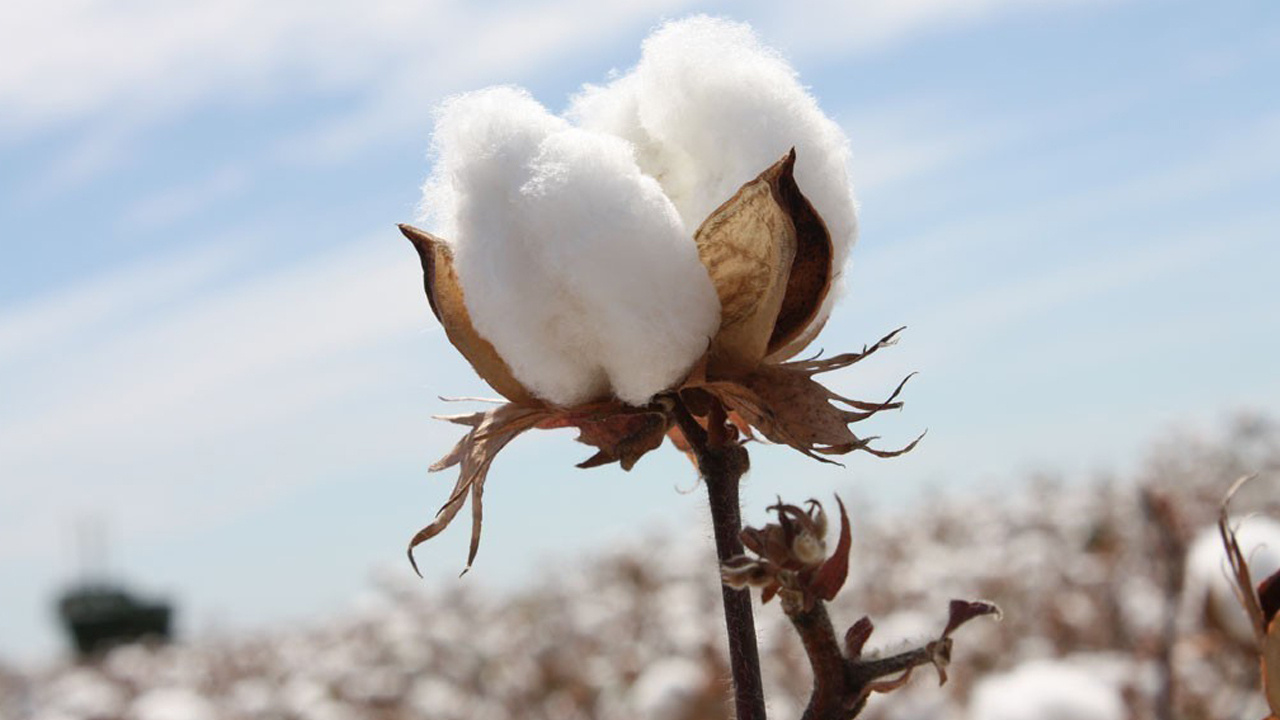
674, 398, 765, 720
786, 600, 851, 720
785, 596, 952, 719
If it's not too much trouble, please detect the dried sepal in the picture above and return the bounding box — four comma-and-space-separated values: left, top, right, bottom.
692, 328, 919, 462
1219, 475, 1280, 717
694, 151, 800, 376
537, 400, 673, 471
400, 224, 539, 406
811, 495, 852, 601
408, 403, 551, 576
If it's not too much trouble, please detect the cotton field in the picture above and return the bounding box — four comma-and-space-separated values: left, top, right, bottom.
5, 417, 1279, 720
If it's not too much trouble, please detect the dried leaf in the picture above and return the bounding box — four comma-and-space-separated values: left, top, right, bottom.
537, 402, 671, 471
407, 403, 550, 576
844, 616, 874, 659
867, 667, 920, 696
812, 495, 852, 601
740, 526, 768, 557
761, 582, 780, 604
942, 599, 1002, 638
694, 152, 799, 375
400, 224, 538, 406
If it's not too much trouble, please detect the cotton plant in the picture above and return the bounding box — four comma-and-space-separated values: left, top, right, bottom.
399, 16, 989, 720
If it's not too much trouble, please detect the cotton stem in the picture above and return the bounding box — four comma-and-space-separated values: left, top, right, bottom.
675, 397, 766, 720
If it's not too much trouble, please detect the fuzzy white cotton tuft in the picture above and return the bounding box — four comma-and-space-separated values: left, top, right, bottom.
1183, 516, 1280, 644
570, 16, 857, 331
421, 87, 720, 406
968, 660, 1126, 720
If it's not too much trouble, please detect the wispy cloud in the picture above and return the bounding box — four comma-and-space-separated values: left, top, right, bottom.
2, 0, 1122, 163
0, 247, 236, 365
116, 165, 249, 233
0, 235, 436, 553
760, 0, 1117, 58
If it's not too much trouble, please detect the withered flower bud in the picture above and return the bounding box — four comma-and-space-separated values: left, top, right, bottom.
723, 496, 853, 608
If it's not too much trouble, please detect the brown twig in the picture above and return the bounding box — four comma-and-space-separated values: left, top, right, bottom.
673, 395, 766, 720
783, 597, 953, 720
1141, 487, 1188, 720
722, 495, 1000, 719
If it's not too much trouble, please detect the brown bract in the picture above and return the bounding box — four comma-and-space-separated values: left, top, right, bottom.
1219, 475, 1280, 720
401, 150, 919, 574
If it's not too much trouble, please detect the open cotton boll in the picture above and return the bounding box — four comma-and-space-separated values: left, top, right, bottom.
422, 87, 720, 406
570, 16, 857, 335
1183, 516, 1280, 644
968, 659, 1126, 720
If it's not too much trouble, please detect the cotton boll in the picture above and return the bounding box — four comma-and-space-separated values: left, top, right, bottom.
1183, 516, 1280, 644
129, 688, 217, 720
422, 87, 719, 406
629, 657, 707, 720
43, 669, 127, 719
968, 660, 1126, 720
571, 16, 857, 333
514, 130, 720, 405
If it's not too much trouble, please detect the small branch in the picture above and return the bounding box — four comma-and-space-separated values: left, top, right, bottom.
784, 597, 960, 720
1141, 487, 1188, 720
721, 496, 998, 719
676, 395, 765, 720
786, 600, 858, 719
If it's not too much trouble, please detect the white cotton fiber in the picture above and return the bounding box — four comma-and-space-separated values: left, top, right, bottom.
570, 16, 858, 328
421, 87, 720, 406
1183, 517, 1280, 644
968, 660, 1126, 720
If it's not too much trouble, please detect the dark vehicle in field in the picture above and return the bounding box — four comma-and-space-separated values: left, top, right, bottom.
57, 584, 172, 656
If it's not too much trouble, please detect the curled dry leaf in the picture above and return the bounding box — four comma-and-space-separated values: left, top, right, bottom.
1219, 475, 1280, 718
844, 616, 874, 659
942, 599, 1003, 639
408, 404, 551, 577
407, 399, 678, 576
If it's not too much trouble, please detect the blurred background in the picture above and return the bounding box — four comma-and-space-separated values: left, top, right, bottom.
2, 0, 1279, 718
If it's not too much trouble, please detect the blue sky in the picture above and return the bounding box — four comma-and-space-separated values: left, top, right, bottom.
1, 0, 1278, 662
